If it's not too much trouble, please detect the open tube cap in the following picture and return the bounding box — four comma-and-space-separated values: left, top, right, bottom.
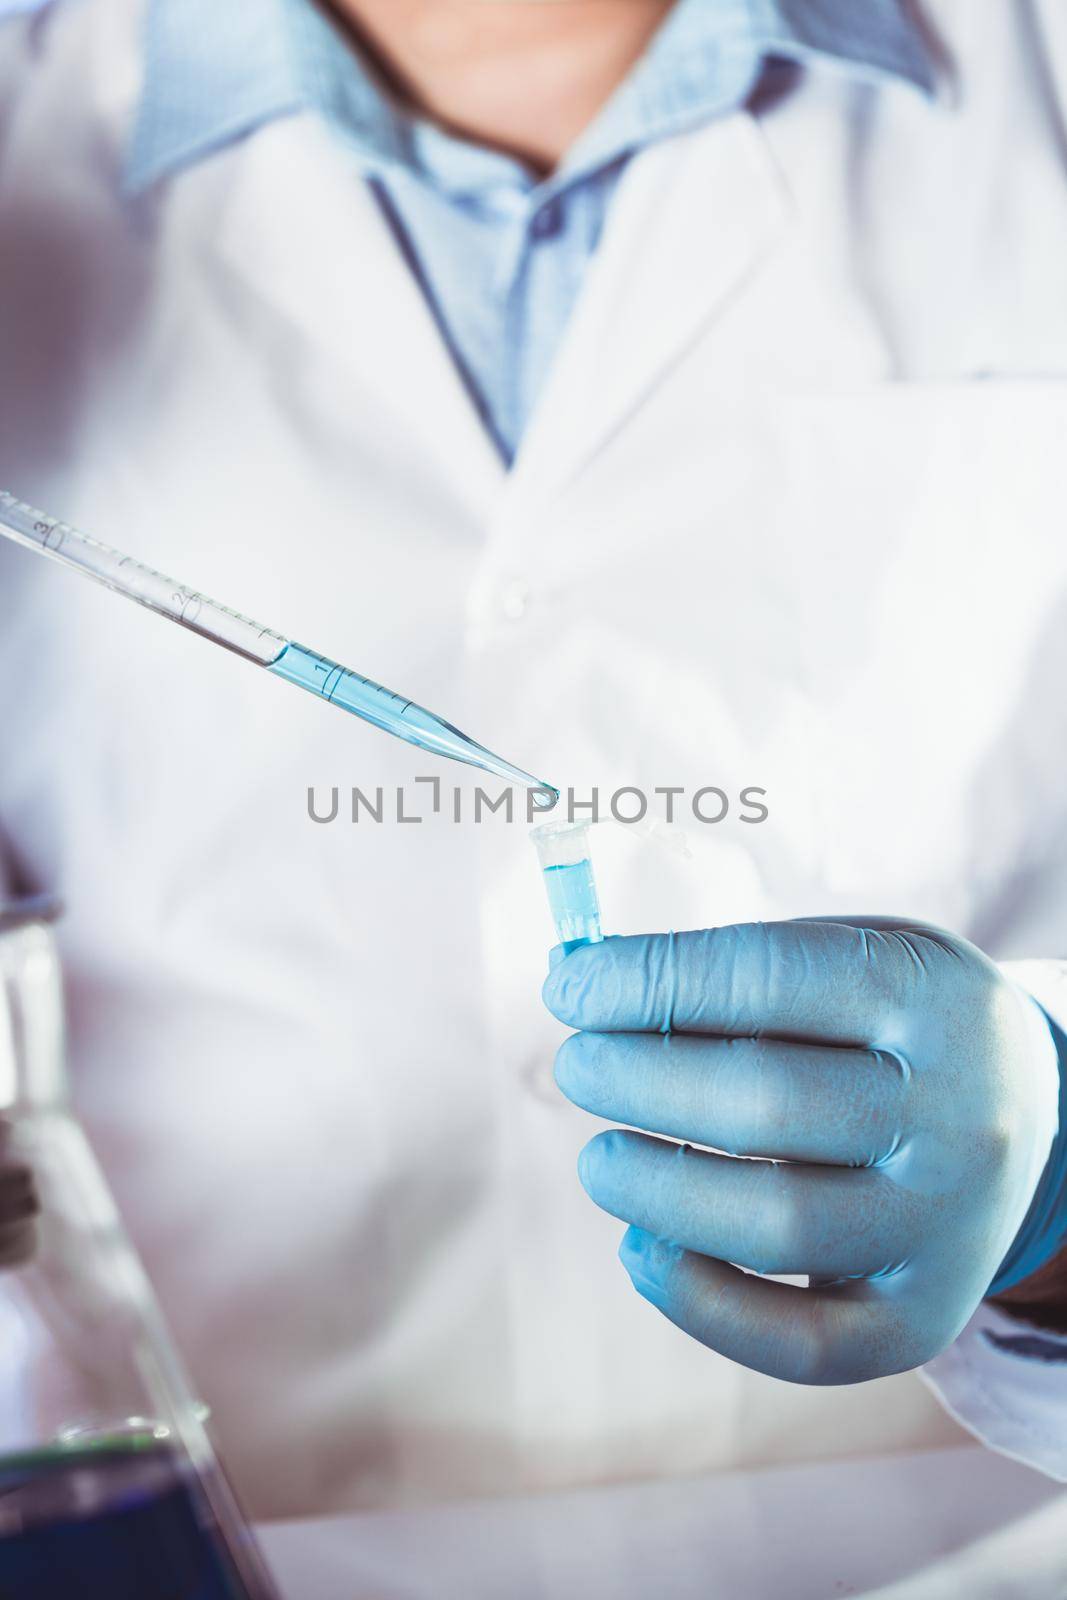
529, 819, 594, 870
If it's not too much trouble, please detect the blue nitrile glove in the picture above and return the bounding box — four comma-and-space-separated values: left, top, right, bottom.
543, 920, 1065, 1383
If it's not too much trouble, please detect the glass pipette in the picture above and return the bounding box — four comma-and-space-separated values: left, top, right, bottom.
0, 490, 558, 802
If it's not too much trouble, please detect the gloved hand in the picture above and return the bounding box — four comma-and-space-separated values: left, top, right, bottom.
543, 919, 1064, 1383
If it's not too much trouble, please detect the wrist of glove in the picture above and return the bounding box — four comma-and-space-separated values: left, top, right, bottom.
989, 1008, 1067, 1295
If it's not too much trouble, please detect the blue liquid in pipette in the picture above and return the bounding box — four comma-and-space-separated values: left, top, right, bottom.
270, 642, 557, 801
269, 643, 424, 736
0, 1442, 276, 1599
543, 860, 602, 951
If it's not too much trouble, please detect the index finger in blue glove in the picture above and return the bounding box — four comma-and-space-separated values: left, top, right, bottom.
542, 923, 973, 1043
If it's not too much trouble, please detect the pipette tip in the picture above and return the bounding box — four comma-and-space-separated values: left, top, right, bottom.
530, 784, 560, 812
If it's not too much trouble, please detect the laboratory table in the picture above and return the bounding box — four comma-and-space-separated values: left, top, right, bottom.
260, 1443, 1067, 1599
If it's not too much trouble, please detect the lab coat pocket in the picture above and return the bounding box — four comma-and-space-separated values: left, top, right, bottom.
774, 380, 1067, 918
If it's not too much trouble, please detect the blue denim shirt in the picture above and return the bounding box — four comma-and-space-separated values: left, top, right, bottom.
128, 0, 934, 461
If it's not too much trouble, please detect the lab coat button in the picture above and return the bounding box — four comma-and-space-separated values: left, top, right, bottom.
499, 579, 532, 621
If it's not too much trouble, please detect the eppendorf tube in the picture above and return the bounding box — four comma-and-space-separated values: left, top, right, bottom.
530, 820, 604, 953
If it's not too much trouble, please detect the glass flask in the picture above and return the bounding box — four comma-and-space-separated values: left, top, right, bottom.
0, 899, 281, 1598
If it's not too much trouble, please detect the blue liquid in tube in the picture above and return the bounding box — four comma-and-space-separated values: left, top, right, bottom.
0, 1441, 276, 1600
543, 859, 602, 951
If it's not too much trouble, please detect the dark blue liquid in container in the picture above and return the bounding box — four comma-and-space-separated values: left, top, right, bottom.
0, 1439, 277, 1599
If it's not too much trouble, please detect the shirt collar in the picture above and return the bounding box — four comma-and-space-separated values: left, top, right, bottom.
126, 0, 937, 195
565, 0, 936, 180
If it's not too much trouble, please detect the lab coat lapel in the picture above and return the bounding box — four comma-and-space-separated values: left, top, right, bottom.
210, 116, 505, 521
511, 113, 792, 502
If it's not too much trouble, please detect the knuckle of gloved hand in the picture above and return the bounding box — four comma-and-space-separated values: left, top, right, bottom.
717, 1037, 779, 1151
771, 1300, 840, 1385
765, 1177, 818, 1271
742, 924, 806, 1025
808, 1297, 933, 1386
670, 1260, 720, 1342
872, 926, 979, 1025
928, 1082, 1021, 1190
872, 1311, 945, 1380
783, 1302, 875, 1387
969, 1112, 1020, 1185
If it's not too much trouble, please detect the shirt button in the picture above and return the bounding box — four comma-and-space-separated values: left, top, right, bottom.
530, 198, 564, 241
499, 578, 532, 621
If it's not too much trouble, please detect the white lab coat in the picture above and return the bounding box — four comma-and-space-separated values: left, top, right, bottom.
1, 0, 1067, 1519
